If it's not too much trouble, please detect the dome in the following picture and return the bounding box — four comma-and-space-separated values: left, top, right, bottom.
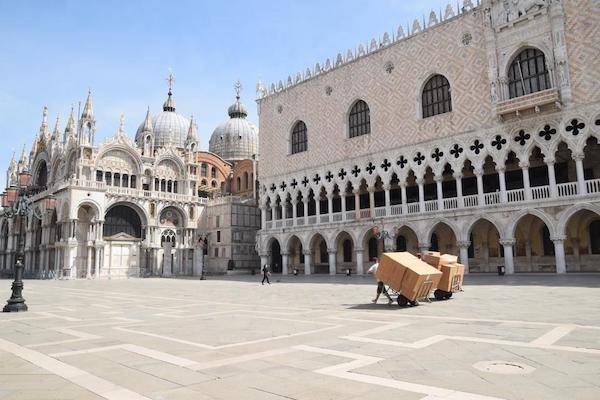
135, 89, 190, 148
209, 89, 258, 161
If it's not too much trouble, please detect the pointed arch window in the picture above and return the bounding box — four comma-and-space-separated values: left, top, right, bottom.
508, 48, 550, 99
348, 100, 371, 138
422, 74, 452, 118
291, 121, 308, 154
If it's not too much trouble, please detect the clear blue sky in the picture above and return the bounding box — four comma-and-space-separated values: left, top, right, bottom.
0, 0, 453, 187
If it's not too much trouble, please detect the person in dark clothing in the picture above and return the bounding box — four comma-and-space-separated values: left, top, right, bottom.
261, 264, 271, 285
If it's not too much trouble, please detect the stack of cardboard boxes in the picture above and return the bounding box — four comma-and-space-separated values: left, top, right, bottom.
421, 251, 465, 295
376, 252, 442, 302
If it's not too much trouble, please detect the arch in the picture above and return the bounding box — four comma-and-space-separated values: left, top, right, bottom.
158, 205, 187, 228
512, 212, 556, 272
462, 215, 503, 242
348, 99, 371, 138
290, 120, 308, 154
73, 199, 102, 221
286, 234, 305, 272
505, 208, 556, 239
308, 232, 328, 273
95, 145, 142, 175
426, 221, 457, 255
394, 225, 419, 254
423, 218, 460, 247
267, 237, 282, 273
103, 203, 144, 239
556, 203, 600, 237
466, 218, 503, 273
507, 47, 550, 99
32, 156, 49, 188
421, 74, 452, 118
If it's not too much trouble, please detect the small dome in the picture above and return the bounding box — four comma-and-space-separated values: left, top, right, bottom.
209, 87, 258, 161
135, 90, 190, 148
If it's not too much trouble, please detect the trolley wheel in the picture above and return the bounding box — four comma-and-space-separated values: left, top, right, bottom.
434, 289, 445, 301
410, 300, 419, 306
397, 295, 409, 306
445, 292, 453, 299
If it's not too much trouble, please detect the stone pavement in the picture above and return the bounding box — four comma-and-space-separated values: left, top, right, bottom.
0, 274, 599, 400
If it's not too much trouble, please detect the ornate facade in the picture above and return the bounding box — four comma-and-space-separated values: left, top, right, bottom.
0, 79, 261, 278
256, 0, 600, 275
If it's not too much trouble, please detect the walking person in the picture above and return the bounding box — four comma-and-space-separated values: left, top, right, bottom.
367, 257, 393, 305
261, 264, 271, 285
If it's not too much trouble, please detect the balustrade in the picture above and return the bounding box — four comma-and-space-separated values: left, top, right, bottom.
374, 207, 386, 217
556, 182, 577, 197
275, 220, 283, 228
443, 197, 458, 210
506, 188, 525, 203
463, 194, 478, 208
285, 219, 294, 227
297, 218, 305, 226
359, 209, 371, 219
332, 213, 343, 222
320, 215, 329, 224
424, 199, 438, 212
407, 203, 420, 214
586, 178, 600, 194
345, 211, 356, 220
308, 216, 317, 225
531, 185, 550, 200
484, 192, 500, 205
390, 204, 403, 215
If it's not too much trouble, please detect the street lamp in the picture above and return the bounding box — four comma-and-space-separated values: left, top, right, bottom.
2, 176, 54, 312
196, 231, 209, 280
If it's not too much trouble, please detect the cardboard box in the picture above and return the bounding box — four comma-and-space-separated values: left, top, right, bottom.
440, 254, 459, 265
422, 252, 459, 269
438, 262, 465, 292
377, 252, 442, 300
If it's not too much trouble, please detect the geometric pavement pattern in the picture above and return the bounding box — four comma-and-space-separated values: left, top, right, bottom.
0, 275, 599, 400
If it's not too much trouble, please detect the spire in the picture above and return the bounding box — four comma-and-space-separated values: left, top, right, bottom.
9, 151, 16, 168
51, 114, 60, 141
64, 107, 75, 142
163, 70, 176, 112
142, 106, 153, 132
118, 113, 125, 136
18, 144, 28, 172
81, 89, 94, 119
187, 115, 197, 140
228, 80, 248, 118
39, 106, 48, 135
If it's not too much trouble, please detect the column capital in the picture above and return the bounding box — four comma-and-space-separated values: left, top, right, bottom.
353, 189, 361, 195
280, 251, 290, 256
416, 178, 424, 185
457, 240, 471, 248
434, 175, 443, 183
495, 165, 505, 173
453, 172, 463, 180
383, 184, 391, 191
473, 167, 484, 176
573, 152, 585, 161
518, 161, 530, 169
302, 250, 312, 256
499, 239, 516, 246
327, 248, 337, 254
354, 248, 363, 254
418, 242, 430, 250
551, 235, 567, 242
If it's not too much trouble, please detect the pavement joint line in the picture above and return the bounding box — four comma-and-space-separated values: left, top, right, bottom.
340, 311, 600, 330
294, 345, 508, 400
0, 336, 153, 400
529, 325, 577, 346
114, 322, 344, 350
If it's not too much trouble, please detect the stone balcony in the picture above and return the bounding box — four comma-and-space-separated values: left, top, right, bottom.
496, 88, 560, 117
30, 179, 208, 205
263, 178, 600, 231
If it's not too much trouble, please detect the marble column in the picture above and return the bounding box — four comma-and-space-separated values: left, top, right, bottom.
260, 206, 266, 229
303, 250, 312, 275
475, 169, 484, 206
355, 249, 364, 275
94, 247, 101, 278
400, 182, 408, 215
454, 173, 463, 208
574, 154, 586, 195
500, 239, 515, 275
457, 241, 470, 273
86, 246, 92, 279
547, 161, 557, 199
291, 201, 298, 226
354, 189, 360, 219
328, 248, 336, 275
553, 236, 567, 274
384, 184, 391, 216
435, 176, 443, 210
417, 178, 425, 213
521, 163, 532, 201
281, 252, 289, 275
341, 194, 347, 221
497, 167, 507, 203
368, 188, 375, 217
303, 199, 309, 225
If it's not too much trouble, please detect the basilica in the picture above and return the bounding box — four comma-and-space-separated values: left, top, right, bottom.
0, 78, 260, 278
256, 0, 600, 275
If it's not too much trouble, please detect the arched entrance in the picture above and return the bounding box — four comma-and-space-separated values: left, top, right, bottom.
269, 239, 282, 273
468, 219, 502, 273
335, 231, 354, 274
362, 227, 384, 262
564, 209, 600, 272
103, 203, 144, 278
428, 222, 457, 255
394, 226, 418, 254
513, 214, 555, 272
287, 235, 304, 274
309, 233, 328, 274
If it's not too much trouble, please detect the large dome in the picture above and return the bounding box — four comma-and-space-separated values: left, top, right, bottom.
209, 90, 258, 161
135, 89, 190, 148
